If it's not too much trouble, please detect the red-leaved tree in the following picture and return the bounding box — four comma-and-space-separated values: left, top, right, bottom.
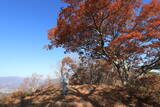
47, 0, 160, 84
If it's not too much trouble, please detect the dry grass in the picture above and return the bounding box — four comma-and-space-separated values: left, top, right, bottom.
0, 82, 159, 107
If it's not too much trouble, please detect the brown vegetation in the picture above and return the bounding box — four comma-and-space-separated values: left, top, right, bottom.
1, 72, 160, 107
19, 73, 43, 92
0, 79, 160, 107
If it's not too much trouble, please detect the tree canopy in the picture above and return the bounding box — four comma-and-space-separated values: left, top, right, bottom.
48, 0, 160, 83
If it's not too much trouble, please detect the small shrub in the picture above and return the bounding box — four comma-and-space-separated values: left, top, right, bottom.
126, 75, 160, 106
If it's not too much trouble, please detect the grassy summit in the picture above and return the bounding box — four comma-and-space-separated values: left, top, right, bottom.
1, 82, 160, 107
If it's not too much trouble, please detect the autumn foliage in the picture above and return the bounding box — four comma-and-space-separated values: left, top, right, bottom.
48, 0, 160, 84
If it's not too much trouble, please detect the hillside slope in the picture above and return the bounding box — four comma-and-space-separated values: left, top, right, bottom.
1, 84, 160, 107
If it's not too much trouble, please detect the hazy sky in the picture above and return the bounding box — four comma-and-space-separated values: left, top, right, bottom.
0, 0, 152, 78
0, 0, 76, 78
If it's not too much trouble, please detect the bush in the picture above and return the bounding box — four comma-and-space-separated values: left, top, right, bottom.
126, 74, 160, 106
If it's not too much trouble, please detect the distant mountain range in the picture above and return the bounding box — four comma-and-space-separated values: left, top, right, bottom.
0, 77, 24, 93
0, 77, 24, 88
0, 76, 60, 94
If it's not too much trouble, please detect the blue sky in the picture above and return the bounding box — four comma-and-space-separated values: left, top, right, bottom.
0, 0, 76, 78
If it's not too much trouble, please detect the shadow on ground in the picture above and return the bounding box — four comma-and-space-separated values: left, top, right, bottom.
1, 84, 160, 107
